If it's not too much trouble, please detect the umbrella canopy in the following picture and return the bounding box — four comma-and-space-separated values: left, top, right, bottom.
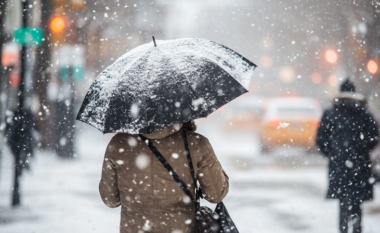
77, 38, 257, 134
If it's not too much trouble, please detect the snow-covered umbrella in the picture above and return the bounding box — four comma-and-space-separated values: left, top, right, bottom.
76, 38, 257, 134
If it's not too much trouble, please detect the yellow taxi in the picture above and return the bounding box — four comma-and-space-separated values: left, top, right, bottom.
259, 97, 321, 153
221, 95, 264, 131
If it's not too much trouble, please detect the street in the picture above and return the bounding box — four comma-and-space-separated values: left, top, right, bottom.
1, 0, 380, 233
1, 120, 379, 233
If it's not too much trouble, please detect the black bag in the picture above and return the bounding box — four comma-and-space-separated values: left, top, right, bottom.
139, 130, 239, 233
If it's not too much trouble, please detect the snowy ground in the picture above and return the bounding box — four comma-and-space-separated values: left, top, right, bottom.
1, 120, 380, 233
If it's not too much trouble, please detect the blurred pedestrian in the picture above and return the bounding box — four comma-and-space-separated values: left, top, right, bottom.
5, 108, 35, 206
316, 79, 379, 233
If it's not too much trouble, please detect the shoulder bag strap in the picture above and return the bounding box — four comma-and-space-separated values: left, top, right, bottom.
138, 134, 198, 209
182, 130, 202, 202
182, 130, 197, 187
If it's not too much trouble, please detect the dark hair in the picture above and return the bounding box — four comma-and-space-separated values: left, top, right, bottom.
182, 121, 197, 131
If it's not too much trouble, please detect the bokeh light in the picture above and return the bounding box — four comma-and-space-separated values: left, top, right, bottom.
260, 55, 273, 68
328, 75, 338, 86
279, 66, 295, 83
325, 50, 338, 64
260, 36, 274, 50
311, 72, 322, 84
367, 60, 378, 74
50, 17, 65, 33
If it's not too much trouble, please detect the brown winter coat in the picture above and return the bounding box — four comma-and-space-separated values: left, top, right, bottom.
99, 126, 229, 233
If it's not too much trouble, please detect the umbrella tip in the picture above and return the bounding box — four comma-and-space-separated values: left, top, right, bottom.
152, 36, 157, 47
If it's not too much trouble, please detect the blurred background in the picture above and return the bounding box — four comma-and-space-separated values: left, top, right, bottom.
1, 0, 380, 232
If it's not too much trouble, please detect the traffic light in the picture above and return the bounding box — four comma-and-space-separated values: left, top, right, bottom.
50, 16, 66, 44
367, 60, 378, 74
50, 16, 65, 33
50, 0, 84, 45
50, 0, 67, 45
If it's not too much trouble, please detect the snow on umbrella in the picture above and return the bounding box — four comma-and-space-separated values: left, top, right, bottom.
76, 38, 257, 134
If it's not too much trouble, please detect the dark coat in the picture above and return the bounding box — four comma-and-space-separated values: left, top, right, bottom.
316, 93, 379, 204
5, 109, 35, 172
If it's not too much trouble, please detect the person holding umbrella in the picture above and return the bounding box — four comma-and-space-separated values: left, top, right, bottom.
316, 79, 379, 233
77, 38, 257, 233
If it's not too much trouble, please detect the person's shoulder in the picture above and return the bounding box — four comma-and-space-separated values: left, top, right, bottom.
106, 133, 142, 156
361, 108, 377, 121
187, 131, 207, 140
322, 107, 337, 117
108, 133, 141, 145
186, 131, 211, 146
319, 108, 337, 124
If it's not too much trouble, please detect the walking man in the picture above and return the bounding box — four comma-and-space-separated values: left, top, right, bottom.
316, 79, 379, 233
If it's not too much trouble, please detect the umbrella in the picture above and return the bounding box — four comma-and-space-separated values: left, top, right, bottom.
77, 38, 257, 134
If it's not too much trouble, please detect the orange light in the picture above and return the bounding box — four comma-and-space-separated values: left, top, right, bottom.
328, 75, 338, 86
311, 72, 322, 84
9, 69, 20, 87
269, 119, 280, 128
325, 50, 338, 64
260, 55, 273, 68
313, 119, 320, 128
2, 51, 19, 66
367, 60, 378, 74
50, 17, 65, 33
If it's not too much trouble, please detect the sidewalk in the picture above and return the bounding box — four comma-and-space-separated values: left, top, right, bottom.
0, 126, 120, 232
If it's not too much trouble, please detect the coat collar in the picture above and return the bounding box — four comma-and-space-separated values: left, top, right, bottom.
335, 92, 366, 102
142, 124, 183, 139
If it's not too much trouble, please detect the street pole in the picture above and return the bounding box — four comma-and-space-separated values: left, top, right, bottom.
0, 0, 8, 188
56, 66, 75, 158
19, 0, 28, 110
11, 0, 30, 207
34, 0, 52, 149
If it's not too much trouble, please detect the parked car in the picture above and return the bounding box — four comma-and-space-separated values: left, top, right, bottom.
260, 97, 322, 153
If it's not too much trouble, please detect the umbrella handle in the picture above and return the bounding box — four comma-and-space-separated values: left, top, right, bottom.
152, 36, 157, 47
